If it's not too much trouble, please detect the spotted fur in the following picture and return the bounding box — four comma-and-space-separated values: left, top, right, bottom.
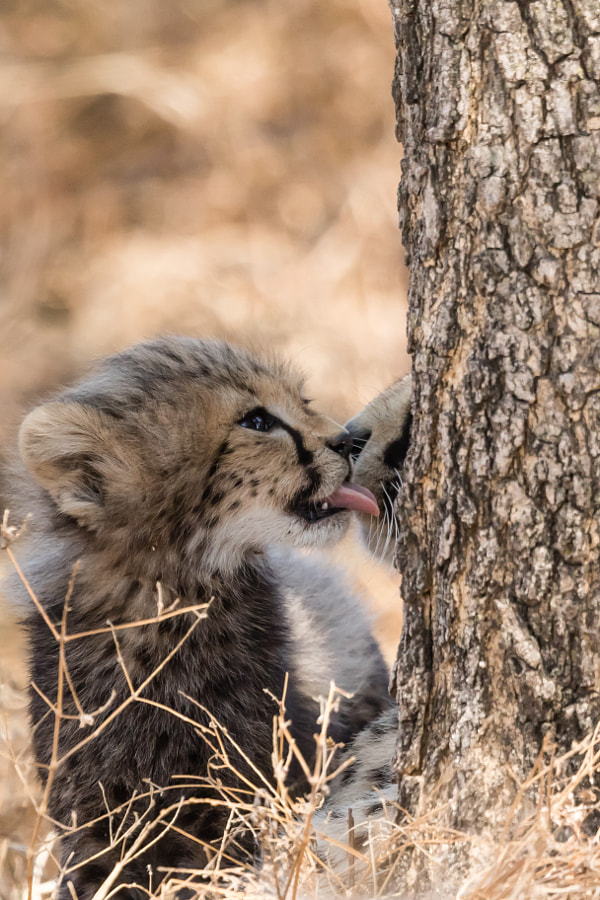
314, 708, 398, 868
8, 337, 389, 898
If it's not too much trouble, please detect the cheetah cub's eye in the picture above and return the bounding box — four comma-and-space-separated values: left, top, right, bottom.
238, 407, 277, 432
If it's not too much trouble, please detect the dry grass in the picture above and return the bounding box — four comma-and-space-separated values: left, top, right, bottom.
2, 517, 600, 899
3, 4, 599, 899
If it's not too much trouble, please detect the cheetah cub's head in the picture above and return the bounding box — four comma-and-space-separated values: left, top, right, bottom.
345, 375, 412, 566
19, 338, 378, 576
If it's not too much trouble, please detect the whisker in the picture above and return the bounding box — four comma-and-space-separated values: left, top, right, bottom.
393, 467, 404, 489
373, 500, 388, 558
381, 517, 392, 562
319, 413, 348, 432
378, 484, 399, 560
367, 506, 377, 548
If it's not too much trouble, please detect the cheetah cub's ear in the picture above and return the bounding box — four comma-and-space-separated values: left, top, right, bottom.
19, 402, 126, 529
345, 374, 412, 565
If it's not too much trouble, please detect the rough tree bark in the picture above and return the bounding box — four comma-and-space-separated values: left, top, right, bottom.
391, 0, 600, 884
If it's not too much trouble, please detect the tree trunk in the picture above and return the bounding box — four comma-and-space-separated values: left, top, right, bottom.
391, 0, 600, 884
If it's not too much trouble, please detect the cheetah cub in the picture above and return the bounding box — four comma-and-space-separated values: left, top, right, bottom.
315, 375, 413, 867
346, 374, 412, 565
11, 338, 387, 899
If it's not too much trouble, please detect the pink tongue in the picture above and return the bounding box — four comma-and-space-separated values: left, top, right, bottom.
326, 483, 379, 517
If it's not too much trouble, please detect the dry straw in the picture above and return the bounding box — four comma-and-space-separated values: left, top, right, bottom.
2, 512, 600, 899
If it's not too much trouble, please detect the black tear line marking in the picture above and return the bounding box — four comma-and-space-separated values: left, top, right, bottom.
275, 419, 314, 466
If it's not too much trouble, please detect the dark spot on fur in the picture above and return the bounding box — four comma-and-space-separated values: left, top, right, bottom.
124, 580, 141, 602
135, 645, 154, 669
171, 489, 187, 512
156, 731, 170, 756
157, 345, 185, 366
64, 454, 105, 504
368, 765, 390, 788
233, 477, 243, 487
112, 783, 130, 805
79, 396, 126, 420
291, 466, 322, 506
370, 719, 388, 738
177, 805, 199, 828
210, 492, 224, 507
91, 819, 111, 841
340, 762, 357, 785
249, 478, 260, 487
366, 801, 384, 817
76, 862, 111, 884
229, 500, 241, 511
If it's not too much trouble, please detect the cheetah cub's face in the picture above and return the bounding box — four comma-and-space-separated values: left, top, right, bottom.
345, 375, 412, 565
19, 338, 378, 575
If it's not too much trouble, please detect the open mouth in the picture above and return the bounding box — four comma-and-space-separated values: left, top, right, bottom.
293, 482, 379, 523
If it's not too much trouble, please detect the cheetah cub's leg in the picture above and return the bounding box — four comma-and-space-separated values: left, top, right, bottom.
269, 546, 392, 737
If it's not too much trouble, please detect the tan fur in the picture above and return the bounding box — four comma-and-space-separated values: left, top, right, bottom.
18, 341, 353, 576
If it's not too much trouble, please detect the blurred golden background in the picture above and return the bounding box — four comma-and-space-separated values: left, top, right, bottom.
1, 0, 409, 646
1, 2, 407, 891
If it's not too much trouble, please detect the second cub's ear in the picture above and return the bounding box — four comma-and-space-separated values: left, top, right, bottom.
19, 401, 119, 529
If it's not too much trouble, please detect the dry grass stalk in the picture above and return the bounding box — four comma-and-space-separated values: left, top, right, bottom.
2, 514, 600, 900
461, 727, 600, 900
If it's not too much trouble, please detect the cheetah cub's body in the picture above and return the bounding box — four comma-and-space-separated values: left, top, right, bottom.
316, 375, 412, 866
12, 338, 386, 899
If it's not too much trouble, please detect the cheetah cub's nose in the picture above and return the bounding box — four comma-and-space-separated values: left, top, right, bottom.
327, 430, 353, 460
